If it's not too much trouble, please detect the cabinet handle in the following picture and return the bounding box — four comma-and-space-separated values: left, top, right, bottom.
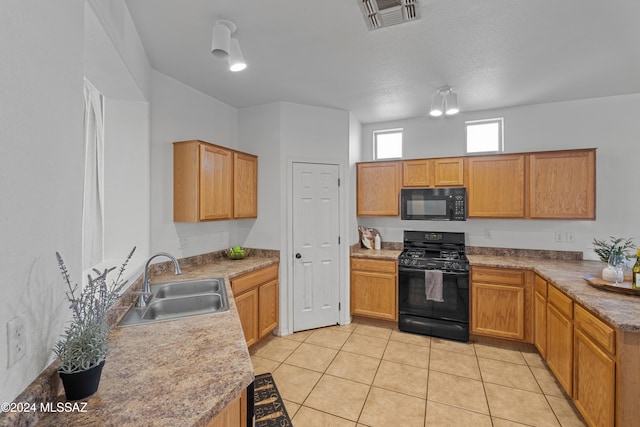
295, 253, 302, 259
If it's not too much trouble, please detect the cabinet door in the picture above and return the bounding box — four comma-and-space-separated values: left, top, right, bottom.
206, 389, 246, 427
235, 289, 259, 347
403, 159, 431, 187
173, 141, 200, 222
357, 162, 402, 216
471, 282, 525, 340
534, 291, 547, 357
547, 303, 573, 396
233, 152, 258, 218
573, 329, 615, 427
200, 144, 233, 220
467, 154, 525, 218
529, 149, 595, 219
533, 275, 548, 357
258, 279, 279, 338
350, 270, 397, 321
434, 157, 464, 186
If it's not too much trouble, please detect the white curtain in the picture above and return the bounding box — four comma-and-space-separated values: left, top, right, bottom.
82, 79, 104, 270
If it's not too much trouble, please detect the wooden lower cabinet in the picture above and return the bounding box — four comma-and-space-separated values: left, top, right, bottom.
258, 279, 279, 337
231, 264, 279, 347
470, 267, 531, 341
574, 328, 615, 427
573, 305, 616, 427
546, 286, 574, 396
533, 274, 548, 357
207, 389, 247, 427
235, 289, 259, 347
350, 257, 397, 321
475, 267, 631, 426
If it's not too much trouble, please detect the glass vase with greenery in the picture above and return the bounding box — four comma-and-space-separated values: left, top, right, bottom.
592, 237, 635, 263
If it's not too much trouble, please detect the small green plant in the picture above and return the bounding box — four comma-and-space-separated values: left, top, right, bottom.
592, 237, 635, 263
54, 247, 135, 373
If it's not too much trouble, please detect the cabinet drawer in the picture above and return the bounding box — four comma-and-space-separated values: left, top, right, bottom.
231, 264, 279, 295
547, 285, 573, 319
574, 305, 615, 355
471, 267, 524, 286
534, 274, 547, 297
351, 258, 397, 274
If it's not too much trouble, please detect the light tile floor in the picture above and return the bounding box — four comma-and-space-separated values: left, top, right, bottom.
250, 317, 586, 427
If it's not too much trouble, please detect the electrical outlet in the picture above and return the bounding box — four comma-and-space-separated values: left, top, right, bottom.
566, 232, 574, 243
7, 314, 27, 368
179, 237, 188, 249
484, 229, 492, 239
554, 232, 564, 243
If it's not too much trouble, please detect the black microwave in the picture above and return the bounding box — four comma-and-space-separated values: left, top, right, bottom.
401, 187, 467, 221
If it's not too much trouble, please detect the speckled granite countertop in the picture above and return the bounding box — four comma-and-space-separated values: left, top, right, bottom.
350, 244, 640, 333
35, 256, 279, 427
350, 245, 402, 260
469, 255, 640, 333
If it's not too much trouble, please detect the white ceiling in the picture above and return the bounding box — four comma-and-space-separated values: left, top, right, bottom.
124, 0, 640, 124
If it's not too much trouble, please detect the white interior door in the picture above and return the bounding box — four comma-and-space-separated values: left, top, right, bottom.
292, 162, 340, 332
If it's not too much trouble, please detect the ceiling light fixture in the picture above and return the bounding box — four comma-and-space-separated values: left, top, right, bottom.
430, 86, 459, 117
228, 38, 247, 72
211, 20, 246, 72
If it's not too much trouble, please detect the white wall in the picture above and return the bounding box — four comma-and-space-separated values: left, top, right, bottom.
149, 71, 240, 257
0, 0, 84, 403
349, 113, 362, 244
237, 103, 282, 249
280, 102, 352, 332
103, 99, 151, 263
238, 102, 353, 333
358, 94, 640, 259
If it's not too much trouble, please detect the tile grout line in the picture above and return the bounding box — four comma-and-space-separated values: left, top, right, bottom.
351, 322, 394, 425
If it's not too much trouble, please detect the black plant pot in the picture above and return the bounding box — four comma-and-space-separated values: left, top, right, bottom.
59, 360, 105, 401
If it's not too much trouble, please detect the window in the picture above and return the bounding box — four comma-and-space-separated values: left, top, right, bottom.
374, 129, 403, 160
465, 118, 504, 154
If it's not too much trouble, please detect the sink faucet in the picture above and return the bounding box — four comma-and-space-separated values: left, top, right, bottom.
137, 252, 182, 308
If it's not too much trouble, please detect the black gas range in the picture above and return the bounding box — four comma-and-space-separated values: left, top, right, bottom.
398, 230, 470, 342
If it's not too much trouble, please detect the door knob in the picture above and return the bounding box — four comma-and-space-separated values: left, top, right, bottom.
295, 253, 302, 259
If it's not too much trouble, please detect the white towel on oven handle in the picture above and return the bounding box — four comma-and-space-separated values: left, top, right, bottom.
425, 270, 444, 302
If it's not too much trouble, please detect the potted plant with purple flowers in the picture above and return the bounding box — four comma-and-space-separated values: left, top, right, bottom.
53, 247, 135, 400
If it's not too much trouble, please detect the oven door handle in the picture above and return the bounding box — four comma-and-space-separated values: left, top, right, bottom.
398, 266, 469, 276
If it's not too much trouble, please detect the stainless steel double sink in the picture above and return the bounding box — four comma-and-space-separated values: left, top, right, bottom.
119, 278, 230, 326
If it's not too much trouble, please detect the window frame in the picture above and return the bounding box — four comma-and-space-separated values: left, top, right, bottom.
465, 118, 504, 155
373, 128, 403, 160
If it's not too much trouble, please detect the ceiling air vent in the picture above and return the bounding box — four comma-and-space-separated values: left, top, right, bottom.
358, 0, 421, 30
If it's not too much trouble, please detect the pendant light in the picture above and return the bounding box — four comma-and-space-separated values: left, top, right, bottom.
429, 86, 459, 117
211, 20, 247, 72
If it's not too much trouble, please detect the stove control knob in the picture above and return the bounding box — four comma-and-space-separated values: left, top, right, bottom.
411, 259, 418, 266
452, 262, 460, 270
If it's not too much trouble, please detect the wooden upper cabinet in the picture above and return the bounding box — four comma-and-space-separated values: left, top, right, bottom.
173, 140, 258, 222
467, 154, 525, 218
434, 157, 464, 186
357, 161, 402, 216
200, 144, 234, 220
233, 152, 258, 219
403, 157, 464, 187
528, 149, 596, 219
403, 159, 431, 187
